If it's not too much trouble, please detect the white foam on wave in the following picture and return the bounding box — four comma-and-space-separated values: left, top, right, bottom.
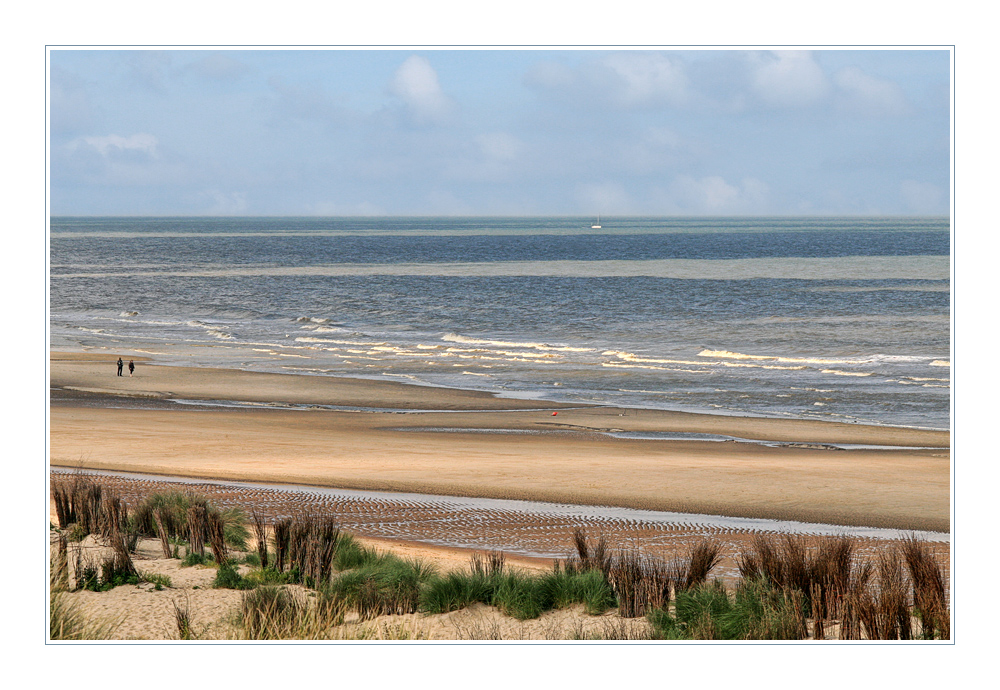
699, 349, 852, 365
603, 362, 709, 374
604, 350, 804, 372
295, 336, 387, 346
701, 349, 943, 370
604, 351, 706, 366
184, 319, 234, 340
443, 333, 594, 352
603, 362, 665, 371
856, 354, 929, 364
930, 360, 951, 367
381, 373, 426, 383
717, 361, 807, 371
493, 350, 561, 359
138, 319, 185, 326
821, 369, 873, 377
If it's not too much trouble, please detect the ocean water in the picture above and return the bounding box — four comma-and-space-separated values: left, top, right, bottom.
49, 216, 951, 430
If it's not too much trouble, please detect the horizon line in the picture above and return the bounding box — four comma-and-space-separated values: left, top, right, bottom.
49, 213, 951, 220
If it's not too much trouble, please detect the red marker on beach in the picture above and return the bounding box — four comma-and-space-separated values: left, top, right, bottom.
552, 412, 558, 416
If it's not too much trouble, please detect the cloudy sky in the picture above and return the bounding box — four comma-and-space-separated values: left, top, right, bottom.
49, 48, 950, 216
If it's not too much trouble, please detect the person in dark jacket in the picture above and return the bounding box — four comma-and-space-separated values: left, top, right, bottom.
128, 360, 135, 377
117, 357, 124, 376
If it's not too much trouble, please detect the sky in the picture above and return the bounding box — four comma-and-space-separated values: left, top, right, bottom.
49, 48, 951, 216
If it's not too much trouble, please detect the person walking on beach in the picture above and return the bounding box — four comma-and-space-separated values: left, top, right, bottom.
128, 359, 135, 377
117, 357, 124, 376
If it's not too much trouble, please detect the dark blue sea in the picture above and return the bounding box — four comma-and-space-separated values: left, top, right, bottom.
49, 216, 951, 429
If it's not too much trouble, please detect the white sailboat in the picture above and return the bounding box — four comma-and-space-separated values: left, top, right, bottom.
591, 215, 602, 229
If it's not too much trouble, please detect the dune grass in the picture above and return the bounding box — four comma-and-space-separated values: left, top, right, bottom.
328, 553, 435, 618
236, 586, 350, 640
50, 592, 122, 640
648, 578, 807, 640
49, 477, 950, 641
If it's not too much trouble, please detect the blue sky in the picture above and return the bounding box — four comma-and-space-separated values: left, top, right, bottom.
49, 48, 951, 216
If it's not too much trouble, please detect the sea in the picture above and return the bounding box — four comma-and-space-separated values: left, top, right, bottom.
49, 216, 951, 431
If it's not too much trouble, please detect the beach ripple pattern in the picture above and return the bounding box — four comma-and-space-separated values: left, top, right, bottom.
52, 470, 948, 581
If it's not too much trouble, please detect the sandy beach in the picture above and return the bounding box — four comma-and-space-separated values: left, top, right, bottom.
43, 47, 959, 655
50, 352, 950, 533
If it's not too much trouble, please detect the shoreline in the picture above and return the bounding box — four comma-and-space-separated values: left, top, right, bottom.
49, 351, 952, 533
50, 351, 950, 447
50, 350, 950, 433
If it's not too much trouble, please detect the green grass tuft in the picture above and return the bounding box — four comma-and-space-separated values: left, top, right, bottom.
213, 562, 256, 590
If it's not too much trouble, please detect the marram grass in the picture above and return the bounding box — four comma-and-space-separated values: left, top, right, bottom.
49, 478, 950, 641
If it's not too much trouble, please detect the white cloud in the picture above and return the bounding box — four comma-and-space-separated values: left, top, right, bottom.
748, 51, 830, 108
525, 51, 689, 109
666, 175, 769, 213
389, 55, 455, 125
833, 66, 909, 116
71, 133, 159, 158
601, 52, 689, 107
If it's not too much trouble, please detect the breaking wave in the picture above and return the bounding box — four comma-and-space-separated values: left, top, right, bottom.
443, 333, 595, 352
699, 349, 853, 365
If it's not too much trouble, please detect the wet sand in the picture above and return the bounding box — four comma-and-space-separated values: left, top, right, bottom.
50, 469, 950, 586
49, 352, 951, 532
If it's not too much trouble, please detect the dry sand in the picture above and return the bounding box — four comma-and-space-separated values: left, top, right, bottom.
49, 531, 654, 641
50, 352, 951, 532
